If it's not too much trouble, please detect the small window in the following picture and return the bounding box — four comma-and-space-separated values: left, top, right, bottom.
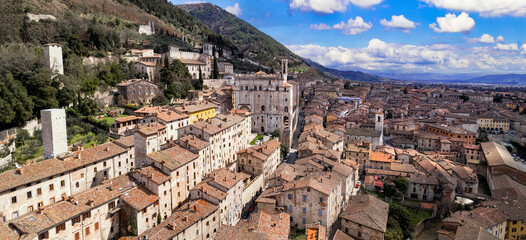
37, 188, 42, 195
60, 180, 65, 187
27, 191, 32, 199
85, 227, 90, 236
49, 184, 54, 191
11, 196, 17, 204
56, 223, 66, 234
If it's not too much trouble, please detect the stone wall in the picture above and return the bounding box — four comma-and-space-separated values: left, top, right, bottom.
203, 78, 234, 89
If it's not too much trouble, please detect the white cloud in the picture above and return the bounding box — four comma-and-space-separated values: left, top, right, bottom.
287, 39, 526, 74
225, 3, 242, 16
469, 34, 504, 43
429, 12, 475, 33
422, 0, 526, 17
289, 0, 382, 14
349, 0, 384, 8
495, 43, 518, 51
380, 15, 417, 32
311, 17, 372, 35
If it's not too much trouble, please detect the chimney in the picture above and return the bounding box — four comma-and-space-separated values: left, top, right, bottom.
106, 146, 110, 152
17, 168, 24, 175
191, 205, 197, 212
78, 153, 82, 160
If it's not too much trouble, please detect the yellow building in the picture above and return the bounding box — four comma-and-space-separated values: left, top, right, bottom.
506, 219, 526, 240
174, 102, 217, 124
477, 116, 510, 132
483, 200, 526, 240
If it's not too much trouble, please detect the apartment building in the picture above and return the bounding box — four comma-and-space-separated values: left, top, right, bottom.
0, 140, 135, 222
236, 139, 281, 181
185, 114, 251, 170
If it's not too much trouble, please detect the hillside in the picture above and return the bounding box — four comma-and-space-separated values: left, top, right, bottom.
177, 3, 305, 69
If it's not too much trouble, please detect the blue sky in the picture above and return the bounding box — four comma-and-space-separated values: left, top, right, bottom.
172, 0, 526, 75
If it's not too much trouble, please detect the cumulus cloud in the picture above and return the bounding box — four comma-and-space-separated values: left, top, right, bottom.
422, 0, 526, 17
495, 43, 519, 51
469, 34, 504, 43
289, 0, 382, 14
287, 39, 526, 73
225, 3, 242, 16
429, 12, 475, 33
349, 0, 384, 8
380, 15, 417, 32
310, 17, 372, 35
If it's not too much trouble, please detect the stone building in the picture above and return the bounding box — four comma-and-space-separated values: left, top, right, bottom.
184, 114, 251, 171
41, 109, 68, 160
237, 139, 281, 181
339, 195, 389, 240
140, 199, 221, 240
234, 60, 299, 147
218, 62, 234, 75
134, 61, 157, 82
117, 79, 158, 105
477, 116, 510, 132
259, 172, 346, 230
44, 43, 63, 75
0, 138, 135, 222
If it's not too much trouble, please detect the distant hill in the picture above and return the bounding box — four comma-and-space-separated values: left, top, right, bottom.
177, 3, 304, 69
303, 58, 393, 83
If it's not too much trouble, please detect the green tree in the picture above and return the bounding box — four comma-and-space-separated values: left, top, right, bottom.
193, 67, 204, 90
280, 144, 289, 160
389, 204, 413, 239
0, 74, 34, 128
394, 177, 409, 194
385, 217, 404, 240
212, 56, 219, 79
271, 129, 281, 139
15, 129, 30, 147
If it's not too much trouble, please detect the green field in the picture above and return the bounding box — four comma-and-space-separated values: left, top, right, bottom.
250, 134, 264, 145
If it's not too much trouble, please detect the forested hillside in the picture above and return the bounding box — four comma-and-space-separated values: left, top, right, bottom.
178, 3, 305, 69
0, 0, 228, 129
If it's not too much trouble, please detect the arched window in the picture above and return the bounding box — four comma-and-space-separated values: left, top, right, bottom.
254, 86, 257, 90
276, 86, 279, 91
245, 86, 248, 90
261, 105, 265, 111
285, 98, 288, 102
284, 106, 289, 112
259, 86, 262, 91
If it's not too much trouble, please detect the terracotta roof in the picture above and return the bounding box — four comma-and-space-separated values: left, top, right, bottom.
215, 225, 268, 240
333, 230, 355, 240
122, 185, 159, 210
237, 139, 280, 161
148, 145, 199, 171
0, 142, 128, 193
156, 111, 188, 122
115, 115, 138, 122
140, 199, 219, 240
340, 195, 389, 233
114, 135, 135, 148
370, 151, 392, 163
235, 211, 290, 240
480, 142, 518, 169
176, 134, 210, 150
8, 174, 135, 236
138, 166, 171, 184
136, 122, 166, 137
190, 114, 245, 135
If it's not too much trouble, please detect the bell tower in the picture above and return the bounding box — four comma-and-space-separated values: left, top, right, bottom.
281, 59, 288, 82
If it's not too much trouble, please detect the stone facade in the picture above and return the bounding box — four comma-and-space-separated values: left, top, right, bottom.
44, 43, 63, 75
117, 79, 158, 105
41, 109, 68, 160
234, 60, 299, 147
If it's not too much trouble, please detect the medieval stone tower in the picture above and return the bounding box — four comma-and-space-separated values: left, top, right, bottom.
281, 59, 288, 81
44, 43, 64, 75
375, 112, 384, 146
42, 109, 68, 159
